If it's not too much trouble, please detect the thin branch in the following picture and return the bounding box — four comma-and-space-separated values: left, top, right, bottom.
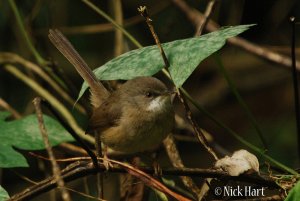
290, 17, 300, 161
0, 98, 21, 119
9, 156, 279, 201
11, 159, 202, 201
41, 100, 98, 169
8, 0, 45, 65
42, 2, 169, 35
195, 0, 217, 36
0, 52, 86, 114
33, 97, 71, 201
82, 0, 142, 48
57, 16, 142, 35
138, 6, 170, 68
172, 0, 300, 70
181, 88, 299, 175
177, 88, 219, 161
4, 64, 94, 144
214, 54, 268, 150
59, 143, 88, 156
138, 6, 218, 198
113, 0, 124, 56
137, 5, 218, 161
28, 154, 280, 185
164, 136, 201, 200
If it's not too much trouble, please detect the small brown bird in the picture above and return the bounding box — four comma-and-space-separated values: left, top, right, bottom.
49, 29, 174, 154
88, 76, 174, 153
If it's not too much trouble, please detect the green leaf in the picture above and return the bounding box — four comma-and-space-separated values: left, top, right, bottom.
0, 186, 9, 201
0, 111, 74, 168
168, 24, 254, 87
78, 24, 254, 100
285, 181, 300, 201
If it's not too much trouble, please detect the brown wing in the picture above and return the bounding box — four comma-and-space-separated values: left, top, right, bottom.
86, 93, 122, 134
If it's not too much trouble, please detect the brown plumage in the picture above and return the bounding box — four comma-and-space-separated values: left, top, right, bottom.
49, 30, 174, 154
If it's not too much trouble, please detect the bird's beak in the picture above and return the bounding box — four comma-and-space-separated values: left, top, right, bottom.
163, 89, 176, 96
162, 89, 177, 96
161, 90, 176, 103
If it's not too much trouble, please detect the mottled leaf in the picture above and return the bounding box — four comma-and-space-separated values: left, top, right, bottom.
0, 112, 73, 168
78, 24, 254, 100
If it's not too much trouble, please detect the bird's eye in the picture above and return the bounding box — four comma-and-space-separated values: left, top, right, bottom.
145, 92, 153, 98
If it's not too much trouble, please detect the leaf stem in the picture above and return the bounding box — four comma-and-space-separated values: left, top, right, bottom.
82, 0, 142, 49
8, 0, 69, 94
214, 54, 268, 150
8, 0, 45, 65
181, 88, 299, 175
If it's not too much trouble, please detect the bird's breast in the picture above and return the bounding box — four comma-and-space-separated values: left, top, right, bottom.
100, 102, 174, 153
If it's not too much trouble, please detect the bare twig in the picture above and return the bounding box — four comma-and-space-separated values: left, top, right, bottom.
41, 100, 98, 169
138, 6, 170, 69
164, 136, 201, 200
290, 17, 300, 161
10, 156, 278, 201
33, 97, 71, 201
8, 0, 45, 65
195, 0, 217, 36
4, 64, 94, 144
214, 55, 268, 150
116, 159, 192, 201
59, 143, 88, 156
172, 0, 300, 70
112, 0, 124, 56
11, 158, 203, 201
0, 52, 85, 114
38, 1, 169, 35
137, 5, 218, 161
29, 154, 280, 185
82, 0, 141, 48
58, 16, 142, 35
138, 6, 218, 199
0, 98, 21, 119
177, 88, 219, 161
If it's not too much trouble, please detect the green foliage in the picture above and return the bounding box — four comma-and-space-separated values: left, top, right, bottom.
0, 186, 9, 201
78, 24, 254, 100
0, 112, 74, 168
285, 181, 300, 201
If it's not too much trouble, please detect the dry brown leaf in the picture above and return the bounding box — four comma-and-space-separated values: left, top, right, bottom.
215, 149, 259, 176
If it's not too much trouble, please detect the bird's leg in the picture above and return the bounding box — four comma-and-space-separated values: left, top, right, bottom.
94, 132, 102, 160
151, 150, 162, 177
102, 145, 113, 170
94, 132, 112, 170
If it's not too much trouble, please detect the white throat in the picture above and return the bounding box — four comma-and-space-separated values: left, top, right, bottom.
146, 96, 165, 112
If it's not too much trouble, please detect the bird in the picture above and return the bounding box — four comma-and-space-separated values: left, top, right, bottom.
48, 29, 175, 155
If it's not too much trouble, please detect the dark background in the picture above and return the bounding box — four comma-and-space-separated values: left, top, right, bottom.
1, 0, 300, 200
